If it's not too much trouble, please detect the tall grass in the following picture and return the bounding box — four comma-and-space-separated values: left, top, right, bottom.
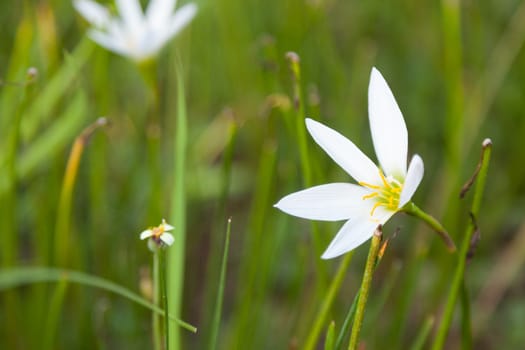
1, 1, 524, 349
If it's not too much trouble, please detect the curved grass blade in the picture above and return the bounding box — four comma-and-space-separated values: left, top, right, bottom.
0, 267, 197, 333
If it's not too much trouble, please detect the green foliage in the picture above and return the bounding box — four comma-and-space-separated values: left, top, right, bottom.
1, 0, 524, 349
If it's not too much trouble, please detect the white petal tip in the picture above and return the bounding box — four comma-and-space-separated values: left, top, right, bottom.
140, 230, 153, 240
370, 67, 382, 79
398, 154, 424, 207
482, 138, 492, 147
160, 233, 175, 246
320, 249, 344, 260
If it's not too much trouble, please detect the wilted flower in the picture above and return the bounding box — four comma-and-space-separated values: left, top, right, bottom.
73, 0, 197, 62
140, 219, 175, 247
275, 67, 424, 259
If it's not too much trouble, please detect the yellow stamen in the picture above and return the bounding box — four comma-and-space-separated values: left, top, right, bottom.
370, 201, 382, 216
358, 181, 381, 190
362, 192, 379, 200
359, 169, 404, 218
378, 170, 391, 189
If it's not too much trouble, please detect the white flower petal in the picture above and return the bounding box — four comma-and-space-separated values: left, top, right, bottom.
321, 207, 394, 259
87, 29, 129, 56
368, 67, 408, 178
140, 229, 153, 240
160, 233, 175, 246
166, 3, 197, 38
274, 183, 371, 221
74, 0, 112, 28
305, 118, 382, 185
146, 0, 176, 27
399, 154, 424, 208
116, 0, 145, 33
163, 223, 175, 231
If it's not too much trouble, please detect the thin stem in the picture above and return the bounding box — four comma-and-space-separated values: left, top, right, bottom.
161, 249, 170, 349
304, 252, 353, 350
285, 50, 328, 303
153, 252, 161, 350
208, 218, 232, 350
402, 202, 456, 252
459, 280, 472, 349
44, 118, 107, 350
348, 226, 383, 350
409, 315, 435, 350
168, 58, 188, 350
431, 139, 492, 350
335, 287, 360, 350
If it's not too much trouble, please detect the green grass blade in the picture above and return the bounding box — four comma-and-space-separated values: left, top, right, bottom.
208, 218, 232, 350
20, 38, 93, 142
0, 91, 87, 196
409, 315, 434, 350
304, 252, 353, 350
324, 321, 336, 350
168, 57, 188, 350
431, 140, 492, 349
0, 267, 196, 333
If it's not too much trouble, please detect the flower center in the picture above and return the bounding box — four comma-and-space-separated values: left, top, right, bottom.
151, 225, 166, 240
358, 170, 403, 217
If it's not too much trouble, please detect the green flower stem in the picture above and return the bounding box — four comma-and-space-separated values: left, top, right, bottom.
335, 246, 389, 350
402, 202, 456, 252
161, 249, 170, 349
431, 139, 492, 350
348, 226, 383, 350
153, 252, 161, 350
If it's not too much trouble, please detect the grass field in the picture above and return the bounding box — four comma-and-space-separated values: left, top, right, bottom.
1, 0, 525, 349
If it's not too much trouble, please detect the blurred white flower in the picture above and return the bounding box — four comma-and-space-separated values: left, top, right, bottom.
140, 219, 175, 247
74, 0, 197, 62
275, 67, 424, 259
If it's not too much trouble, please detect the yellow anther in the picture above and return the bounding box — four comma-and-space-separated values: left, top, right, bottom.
359, 169, 405, 218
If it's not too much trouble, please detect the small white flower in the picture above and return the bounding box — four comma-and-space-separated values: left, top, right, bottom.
140, 219, 175, 246
73, 0, 197, 62
275, 67, 424, 259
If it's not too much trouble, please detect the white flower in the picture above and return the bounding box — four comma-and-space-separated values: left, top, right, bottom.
140, 219, 175, 246
275, 67, 424, 259
73, 0, 197, 62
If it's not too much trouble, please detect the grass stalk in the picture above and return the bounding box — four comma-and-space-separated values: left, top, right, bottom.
324, 321, 336, 350
208, 218, 232, 350
0, 267, 196, 332
304, 252, 353, 350
409, 315, 435, 350
44, 117, 107, 350
168, 58, 188, 350
431, 139, 492, 350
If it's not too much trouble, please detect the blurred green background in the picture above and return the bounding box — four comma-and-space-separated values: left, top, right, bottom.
1, 0, 525, 349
